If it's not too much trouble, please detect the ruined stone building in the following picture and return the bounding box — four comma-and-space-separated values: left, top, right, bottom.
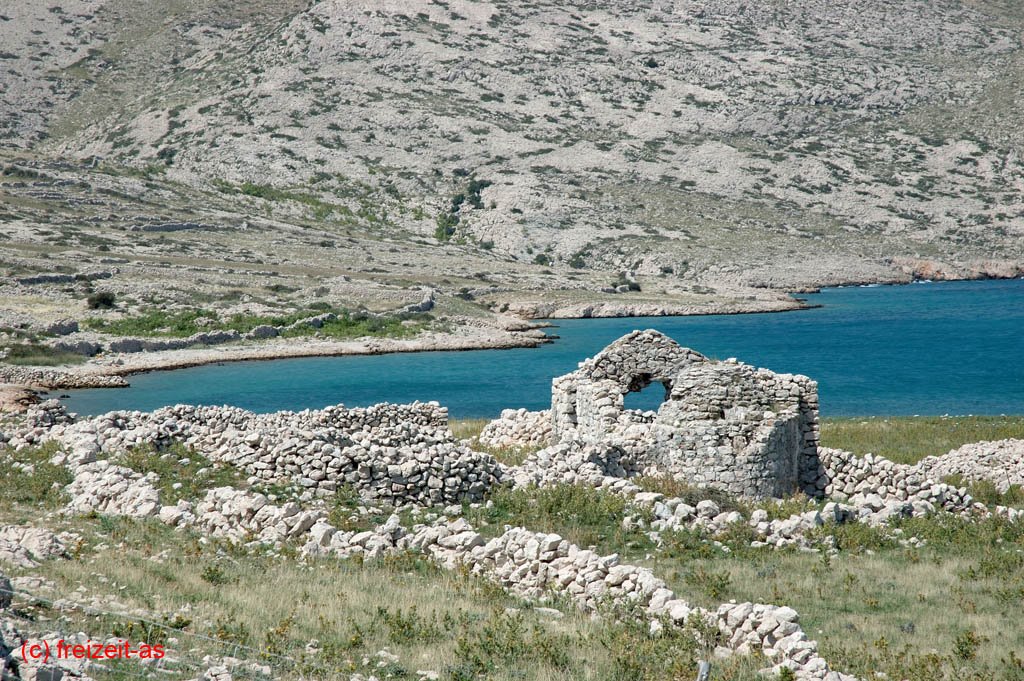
548, 330, 821, 498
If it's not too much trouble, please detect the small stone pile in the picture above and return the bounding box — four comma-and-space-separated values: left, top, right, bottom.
747, 504, 856, 550
477, 409, 553, 450
915, 439, 1024, 493
637, 495, 745, 536
818, 448, 975, 513
1, 400, 74, 449
305, 514, 408, 560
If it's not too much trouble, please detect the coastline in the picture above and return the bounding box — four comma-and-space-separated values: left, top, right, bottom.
0, 325, 552, 405
2, 272, 1022, 412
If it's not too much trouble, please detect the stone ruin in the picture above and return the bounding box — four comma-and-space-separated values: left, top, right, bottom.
492, 329, 822, 498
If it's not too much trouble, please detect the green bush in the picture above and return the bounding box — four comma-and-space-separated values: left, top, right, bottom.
87, 291, 116, 309
435, 212, 458, 241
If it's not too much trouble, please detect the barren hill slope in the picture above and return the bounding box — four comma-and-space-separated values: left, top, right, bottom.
2, 0, 1024, 325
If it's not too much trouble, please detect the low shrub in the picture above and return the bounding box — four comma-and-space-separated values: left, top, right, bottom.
87, 291, 116, 309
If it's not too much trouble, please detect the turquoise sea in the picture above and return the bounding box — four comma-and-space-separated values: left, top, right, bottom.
61, 279, 1024, 418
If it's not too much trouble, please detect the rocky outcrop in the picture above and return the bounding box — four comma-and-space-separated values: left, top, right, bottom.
0, 527, 70, 569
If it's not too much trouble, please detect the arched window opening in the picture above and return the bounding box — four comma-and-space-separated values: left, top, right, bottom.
623, 374, 671, 413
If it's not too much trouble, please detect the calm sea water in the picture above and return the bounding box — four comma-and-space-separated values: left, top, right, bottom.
61, 279, 1024, 418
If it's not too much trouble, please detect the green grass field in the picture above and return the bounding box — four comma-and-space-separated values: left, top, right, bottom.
819, 416, 1024, 464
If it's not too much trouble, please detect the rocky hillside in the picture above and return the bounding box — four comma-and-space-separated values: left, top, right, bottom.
2, 0, 1024, 319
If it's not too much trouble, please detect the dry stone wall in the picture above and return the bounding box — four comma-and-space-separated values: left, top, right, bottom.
0, 366, 127, 390
8, 400, 500, 507
10, 394, 1024, 681
915, 439, 1024, 493
818, 448, 974, 513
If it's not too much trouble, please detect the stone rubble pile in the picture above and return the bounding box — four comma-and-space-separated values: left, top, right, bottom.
508, 441, 641, 492
477, 409, 553, 450
747, 505, 855, 550
162, 487, 322, 545
637, 494, 744, 535
304, 514, 408, 560
915, 439, 1024, 493
63, 460, 161, 518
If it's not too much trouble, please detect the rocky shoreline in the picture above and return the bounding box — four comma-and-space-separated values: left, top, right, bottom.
0, 289, 813, 408
502, 296, 812, 320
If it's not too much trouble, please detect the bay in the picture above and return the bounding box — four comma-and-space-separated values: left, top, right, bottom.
61, 279, 1024, 417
